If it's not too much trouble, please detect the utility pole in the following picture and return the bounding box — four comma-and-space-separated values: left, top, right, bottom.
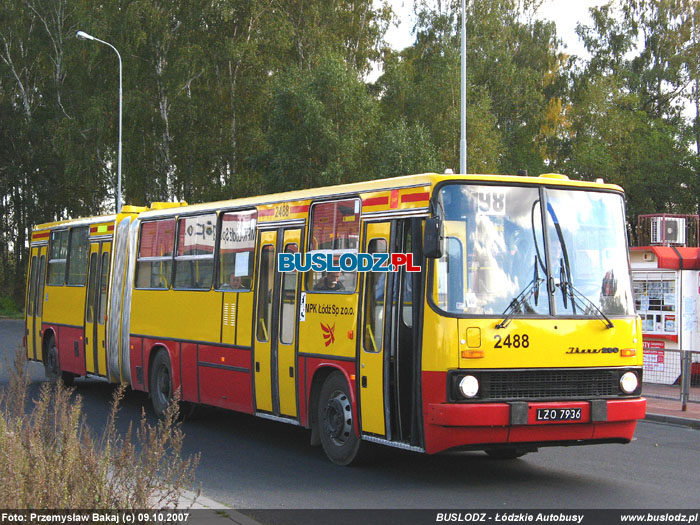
460, 0, 468, 175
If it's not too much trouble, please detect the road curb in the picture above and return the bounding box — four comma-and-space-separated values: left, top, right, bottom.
177, 490, 261, 524
645, 412, 700, 430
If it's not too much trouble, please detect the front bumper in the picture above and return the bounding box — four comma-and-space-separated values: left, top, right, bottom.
423, 397, 646, 454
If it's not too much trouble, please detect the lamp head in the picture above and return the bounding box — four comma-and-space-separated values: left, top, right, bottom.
76, 30, 94, 41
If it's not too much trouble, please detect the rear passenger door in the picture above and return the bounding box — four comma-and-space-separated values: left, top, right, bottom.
85, 241, 111, 376
26, 245, 47, 360
253, 226, 302, 419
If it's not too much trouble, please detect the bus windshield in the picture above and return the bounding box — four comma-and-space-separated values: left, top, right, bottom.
432, 184, 634, 317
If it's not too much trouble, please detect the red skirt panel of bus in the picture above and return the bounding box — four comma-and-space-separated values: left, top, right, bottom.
179, 342, 198, 403
301, 356, 356, 430
421, 370, 646, 455
197, 344, 253, 414
129, 337, 254, 413
44, 323, 86, 377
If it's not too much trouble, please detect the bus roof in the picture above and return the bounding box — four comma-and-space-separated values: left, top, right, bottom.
135, 172, 624, 219
32, 172, 623, 229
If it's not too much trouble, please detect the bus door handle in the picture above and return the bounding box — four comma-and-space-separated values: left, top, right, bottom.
361, 376, 367, 388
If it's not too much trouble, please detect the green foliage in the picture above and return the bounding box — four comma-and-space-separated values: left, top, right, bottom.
566, 0, 699, 227
0, 294, 21, 317
266, 53, 379, 191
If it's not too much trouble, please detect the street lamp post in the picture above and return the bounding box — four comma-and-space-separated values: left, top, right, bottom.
76, 30, 123, 213
460, 0, 467, 175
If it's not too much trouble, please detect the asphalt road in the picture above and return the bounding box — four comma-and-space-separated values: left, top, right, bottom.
1, 319, 699, 511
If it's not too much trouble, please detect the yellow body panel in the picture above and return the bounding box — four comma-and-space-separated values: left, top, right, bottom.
221, 291, 238, 345
298, 292, 357, 360
237, 292, 254, 347
130, 289, 221, 342
457, 317, 644, 369
423, 312, 643, 372
43, 284, 87, 328
422, 304, 459, 372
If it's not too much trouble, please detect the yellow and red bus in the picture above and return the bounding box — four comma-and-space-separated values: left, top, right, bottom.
25, 173, 646, 465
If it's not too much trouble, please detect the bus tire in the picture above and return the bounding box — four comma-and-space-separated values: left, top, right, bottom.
44, 335, 75, 386
485, 448, 531, 459
318, 371, 362, 466
150, 349, 173, 419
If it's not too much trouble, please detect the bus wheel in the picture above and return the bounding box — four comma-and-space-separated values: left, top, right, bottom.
485, 448, 532, 459
44, 335, 74, 386
150, 350, 173, 418
318, 371, 361, 466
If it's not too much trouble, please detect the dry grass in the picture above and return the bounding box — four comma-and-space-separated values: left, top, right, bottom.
0, 347, 200, 509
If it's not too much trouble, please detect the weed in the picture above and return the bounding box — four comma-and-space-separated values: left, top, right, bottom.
0, 346, 200, 509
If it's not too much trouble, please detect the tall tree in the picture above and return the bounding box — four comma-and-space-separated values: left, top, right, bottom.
568, 0, 698, 227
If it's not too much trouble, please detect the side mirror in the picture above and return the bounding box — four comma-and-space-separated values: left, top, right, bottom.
424, 217, 443, 259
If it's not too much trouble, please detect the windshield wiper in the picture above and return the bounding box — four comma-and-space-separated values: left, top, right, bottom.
559, 277, 614, 329
496, 256, 543, 329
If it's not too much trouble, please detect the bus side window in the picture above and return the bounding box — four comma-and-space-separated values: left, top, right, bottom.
435, 237, 464, 311
86, 253, 98, 323
279, 243, 298, 345
67, 227, 89, 286
27, 256, 38, 316
98, 252, 110, 323
256, 245, 274, 342
136, 219, 175, 289
306, 198, 360, 292
174, 213, 216, 290
401, 227, 413, 328
218, 210, 257, 291
36, 255, 46, 315
47, 229, 69, 286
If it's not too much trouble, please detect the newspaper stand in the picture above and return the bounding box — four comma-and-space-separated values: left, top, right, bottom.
630, 214, 700, 384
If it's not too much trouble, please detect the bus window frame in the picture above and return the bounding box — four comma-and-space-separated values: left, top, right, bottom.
46, 228, 69, 287
306, 197, 361, 294
214, 207, 258, 293
363, 237, 388, 354
135, 218, 176, 290
66, 226, 90, 287
256, 243, 275, 343
173, 212, 217, 292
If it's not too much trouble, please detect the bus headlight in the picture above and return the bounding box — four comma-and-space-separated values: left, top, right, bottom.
459, 375, 480, 398
620, 371, 639, 394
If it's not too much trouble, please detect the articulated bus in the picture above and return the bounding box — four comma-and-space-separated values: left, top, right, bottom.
25, 173, 646, 465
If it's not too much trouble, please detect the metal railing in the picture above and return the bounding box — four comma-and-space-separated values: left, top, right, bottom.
642, 348, 700, 410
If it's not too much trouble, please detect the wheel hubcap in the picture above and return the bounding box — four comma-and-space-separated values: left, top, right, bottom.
323, 390, 352, 446
47, 347, 58, 375
156, 365, 171, 404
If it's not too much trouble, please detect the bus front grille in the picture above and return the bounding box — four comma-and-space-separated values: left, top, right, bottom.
486, 369, 620, 399
450, 368, 642, 402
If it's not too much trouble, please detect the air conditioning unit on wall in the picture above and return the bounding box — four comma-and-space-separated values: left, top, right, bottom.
650, 217, 686, 245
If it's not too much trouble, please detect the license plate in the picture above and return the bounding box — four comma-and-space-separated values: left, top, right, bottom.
536, 407, 582, 422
